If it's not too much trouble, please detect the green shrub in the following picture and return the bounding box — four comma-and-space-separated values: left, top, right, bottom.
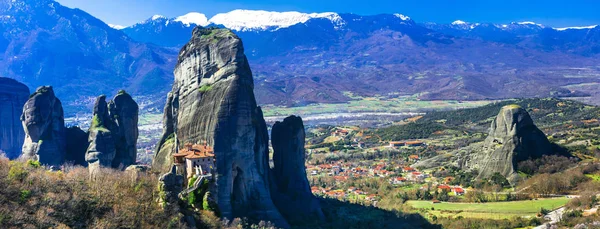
198, 85, 213, 93
26, 160, 41, 169
19, 190, 31, 203
8, 162, 28, 182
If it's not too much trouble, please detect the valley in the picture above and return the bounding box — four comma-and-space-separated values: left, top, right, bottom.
1, 0, 600, 228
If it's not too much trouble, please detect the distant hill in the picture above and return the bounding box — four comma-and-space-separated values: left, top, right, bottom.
123, 11, 600, 106
1, 2, 599, 114
0, 0, 176, 114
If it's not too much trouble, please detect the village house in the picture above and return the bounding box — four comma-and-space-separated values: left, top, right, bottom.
365, 194, 379, 202
408, 171, 426, 182
408, 154, 420, 162
402, 167, 416, 173
388, 141, 405, 148
332, 129, 350, 137
451, 186, 465, 195
437, 184, 452, 192
173, 143, 215, 180
390, 177, 407, 185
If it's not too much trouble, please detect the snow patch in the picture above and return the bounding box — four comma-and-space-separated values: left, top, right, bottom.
393, 13, 411, 21
174, 12, 209, 27
208, 9, 345, 31
108, 24, 125, 30
554, 25, 598, 31
451, 20, 467, 25
517, 21, 543, 27
151, 15, 166, 20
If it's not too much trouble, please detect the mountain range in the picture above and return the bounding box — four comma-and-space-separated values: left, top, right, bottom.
2, 0, 600, 115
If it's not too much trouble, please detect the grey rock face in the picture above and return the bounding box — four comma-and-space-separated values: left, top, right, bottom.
85, 93, 139, 170
65, 126, 89, 166
153, 92, 178, 173
109, 92, 139, 168
0, 78, 29, 159
469, 105, 552, 183
154, 27, 288, 227
86, 96, 117, 169
20, 86, 66, 166
415, 105, 553, 184
158, 165, 184, 209
270, 116, 324, 222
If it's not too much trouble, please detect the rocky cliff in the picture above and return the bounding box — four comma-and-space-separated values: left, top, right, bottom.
270, 116, 324, 222
86, 93, 139, 170
86, 95, 117, 170
467, 105, 553, 183
154, 27, 289, 227
109, 92, 139, 168
20, 86, 66, 166
0, 78, 29, 159
414, 104, 554, 184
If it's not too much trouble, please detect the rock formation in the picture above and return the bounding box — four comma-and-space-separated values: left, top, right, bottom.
109, 91, 139, 168
467, 105, 553, 183
158, 165, 185, 209
0, 78, 29, 159
65, 126, 89, 166
20, 86, 67, 166
86, 95, 117, 170
415, 105, 554, 184
154, 27, 289, 227
270, 116, 324, 222
86, 93, 139, 170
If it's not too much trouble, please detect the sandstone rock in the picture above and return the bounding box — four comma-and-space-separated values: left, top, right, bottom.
20, 86, 66, 166
85, 93, 139, 170
415, 105, 554, 184
154, 27, 288, 227
270, 116, 324, 222
0, 78, 29, 159
109, 91, 139, 169
153, 92, 178, 173
85, 96, 117, 169
158, 165, 184, 210
469, 105, 552, 183
65, 126, 89, 166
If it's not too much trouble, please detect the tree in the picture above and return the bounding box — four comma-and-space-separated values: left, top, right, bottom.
490, 172, 510, 188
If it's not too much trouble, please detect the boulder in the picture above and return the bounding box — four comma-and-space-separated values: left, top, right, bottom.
0, 78, 29, 159
154, 27, 288, 227
158, 165, 185, 210
270, 116, 324, 222
20, 86, 66, 166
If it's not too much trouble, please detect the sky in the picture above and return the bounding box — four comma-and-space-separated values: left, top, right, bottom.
55, 0, 600, 28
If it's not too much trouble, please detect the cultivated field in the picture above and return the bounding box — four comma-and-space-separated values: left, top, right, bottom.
407, 198, 570, 219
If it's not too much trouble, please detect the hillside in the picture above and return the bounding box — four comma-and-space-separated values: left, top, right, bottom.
123, 11, 600, 106
0, 0, 176, 114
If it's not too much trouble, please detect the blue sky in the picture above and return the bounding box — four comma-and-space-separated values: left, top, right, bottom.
56, 0, 600, 27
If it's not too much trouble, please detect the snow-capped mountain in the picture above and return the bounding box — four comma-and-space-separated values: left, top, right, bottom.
208, 10, 345, 31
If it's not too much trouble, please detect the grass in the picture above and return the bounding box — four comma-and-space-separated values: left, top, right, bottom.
407, 198, 569, 217
585, 174, 600, 182
261, 94, 493, 117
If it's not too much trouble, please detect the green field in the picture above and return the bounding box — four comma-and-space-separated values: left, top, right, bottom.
261, 94, 493, 117
407, 198, 569, 219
